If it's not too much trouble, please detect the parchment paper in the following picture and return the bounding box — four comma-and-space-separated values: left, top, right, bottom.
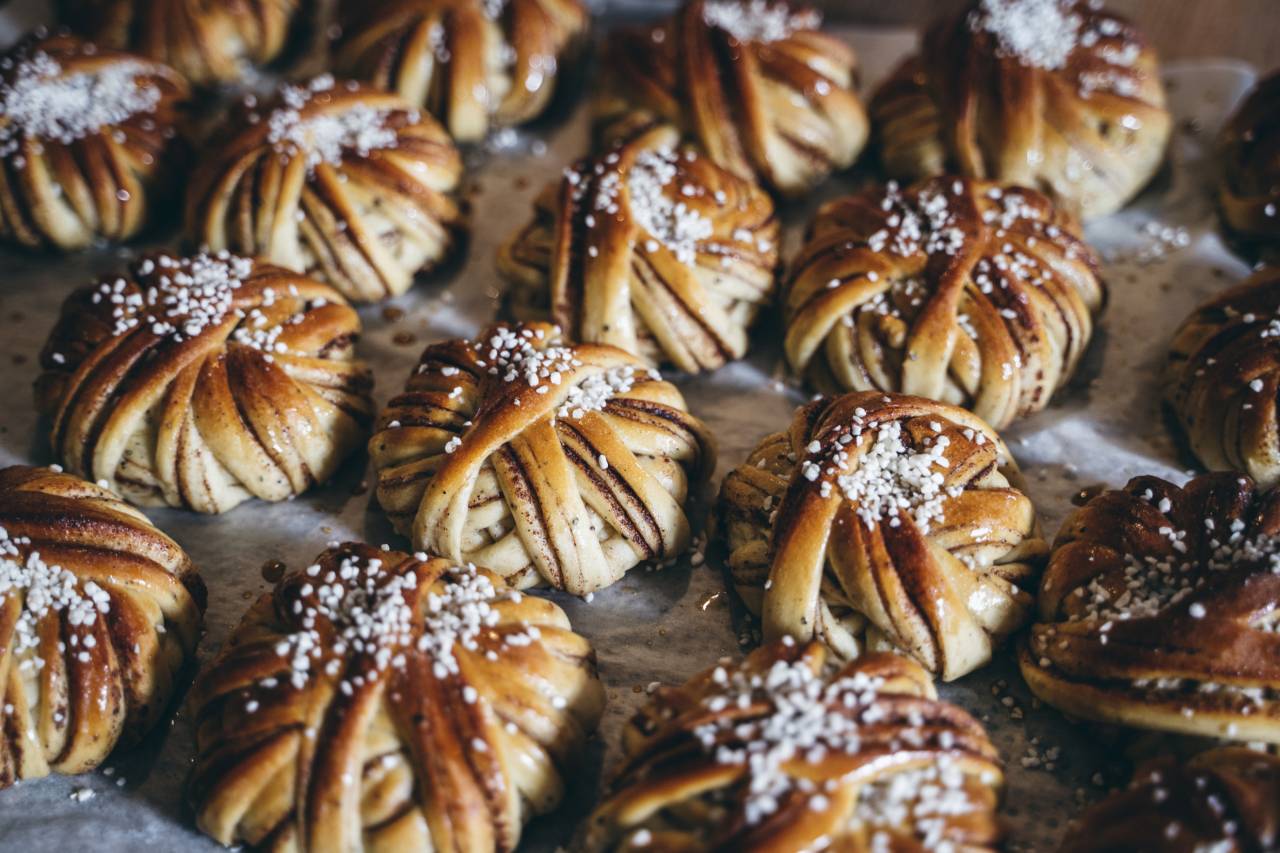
0, 4, 1260, 849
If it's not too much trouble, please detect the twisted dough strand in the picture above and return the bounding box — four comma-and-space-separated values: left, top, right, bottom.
0, 465, 204, 790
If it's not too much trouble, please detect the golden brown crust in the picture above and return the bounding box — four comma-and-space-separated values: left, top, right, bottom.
581, 641, 1003, 852
870, 0, 1171, 220
1020, 472, 1280, 743
497, 123, 780, 373
1166, 266, 1280, 490
186, 76, 465, 303
719, 390, 1047, 681
335, 0, 589, 143
784, 176, 1105, 429
36, 252, 375, 514
1061, 748, 1280, 852
0, 465, 205, 790
59, 0, 302, 86
368, 321, 715, 596
187, 541, 604, 852
1218, 70, 1280, 262
0, 31, 189, 252
595, 0, 868, 196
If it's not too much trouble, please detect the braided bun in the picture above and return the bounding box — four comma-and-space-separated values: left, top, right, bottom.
36, 252, 375, 514
595, 0, 868, 196
0, 465, 204, 789
1167, 267, 1280, 490
871, 0, 1171, 220
784, 176, 1104, 429
188, 542, 602, 851
0, 31, 188, 252
720, 390, 1047, 681
335, 0, 589, 143
1062, 748, 1280, 852
187, 75, 464, 303
499, 123, 779, 373
581, 640, 1003, 852
1021, 472, 1280, 743
59, 0, 303, 86
1219, 70, 1280, 261
369, 322, 715, 596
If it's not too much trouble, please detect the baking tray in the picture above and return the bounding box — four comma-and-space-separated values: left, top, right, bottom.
0, 4, 1260, 850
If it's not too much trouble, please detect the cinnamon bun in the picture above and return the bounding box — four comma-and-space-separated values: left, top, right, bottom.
187, 75, 464, 303
0, 31, 188, 252
188, 542, 603, 851
1021, 472, 1280, 743
1218, 70, 1280, 261
36, 252, 375, 514
785, 176, 1104, 429
59, 0, 303, 86
1061, 748, 1280, 852
498, 123, 779, 373
581, 640, 1003, 851
1167, 266, 1280, 490
369, 322, 715, 596
720, 390, 1047, 681
335, 0, 589, 143
871, 0, 1172, 220
595, 0, 868, 196
0, 465, 204, 789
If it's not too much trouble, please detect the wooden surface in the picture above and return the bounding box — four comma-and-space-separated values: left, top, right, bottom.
818, 0, 1277, 69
